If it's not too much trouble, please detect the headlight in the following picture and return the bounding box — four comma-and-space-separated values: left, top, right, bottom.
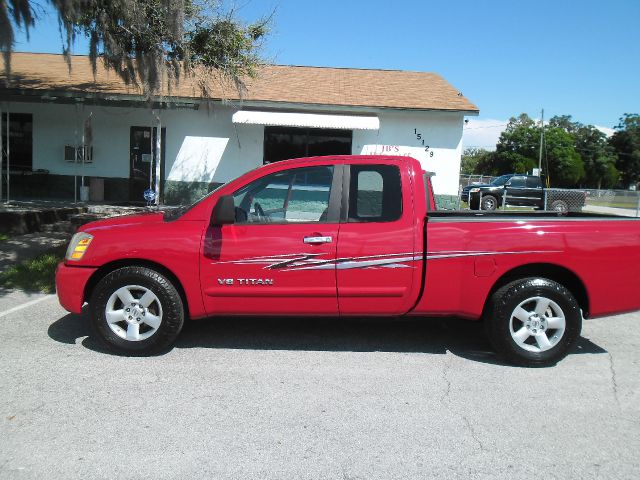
65, 232, 94, 261
470, 188, 480, 193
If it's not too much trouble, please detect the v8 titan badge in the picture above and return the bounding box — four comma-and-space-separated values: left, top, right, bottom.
218, 278, 274, 285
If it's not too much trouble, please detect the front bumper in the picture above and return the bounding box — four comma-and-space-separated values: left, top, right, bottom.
56, 262, 98, 313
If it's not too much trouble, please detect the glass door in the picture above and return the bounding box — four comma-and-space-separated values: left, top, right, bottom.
129, 126, 166, 203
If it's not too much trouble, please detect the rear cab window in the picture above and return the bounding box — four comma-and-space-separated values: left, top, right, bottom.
348, 164, 402, 222
526, 176, 542, 188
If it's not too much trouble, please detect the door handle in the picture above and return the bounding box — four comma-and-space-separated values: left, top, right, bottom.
304, 236, 332, 244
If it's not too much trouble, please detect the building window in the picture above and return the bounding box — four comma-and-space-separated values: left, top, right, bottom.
263, 126, 352, 164
1, 113, 33, 171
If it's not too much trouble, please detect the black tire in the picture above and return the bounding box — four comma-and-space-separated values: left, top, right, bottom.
484, 278, 582, 367
550, 200, 569, 214
480, 195, 498, 211
89, 266, 185, 355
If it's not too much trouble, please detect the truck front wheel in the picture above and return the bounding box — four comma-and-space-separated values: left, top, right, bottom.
480, 195, 498, 210
89, 266, 185, 355
485, 278, 582, 367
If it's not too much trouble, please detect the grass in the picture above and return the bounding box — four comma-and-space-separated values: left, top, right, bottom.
586, 199, 639, 209
0, 234, 8, 242
457, 201, 535, 212
0, 245, 67, 293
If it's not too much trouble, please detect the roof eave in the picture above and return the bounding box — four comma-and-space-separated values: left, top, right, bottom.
0, 86, 480, 115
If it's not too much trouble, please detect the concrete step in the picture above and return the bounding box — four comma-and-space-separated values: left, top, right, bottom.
40, 221, 74, 234
0, 207, 87, 235
87, 205, 149, 216
69, 213, 107, 231
69, 206, 150, 231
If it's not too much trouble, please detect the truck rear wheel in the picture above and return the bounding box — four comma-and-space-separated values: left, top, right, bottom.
550, 200, 569, 214
89, 266, 185, 355
485, 278, 582, 367
480, 195, 498, 210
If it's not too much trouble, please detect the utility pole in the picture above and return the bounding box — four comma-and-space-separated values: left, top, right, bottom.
154, 113, 161, 205
0, 104, 3, 202
5, 109, 9, 203
538, 108, 544, 177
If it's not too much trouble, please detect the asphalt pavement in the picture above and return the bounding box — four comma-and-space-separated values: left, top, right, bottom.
0, 295, 639, 480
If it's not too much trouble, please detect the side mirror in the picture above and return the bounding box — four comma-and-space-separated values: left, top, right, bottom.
211, 195, 235, 226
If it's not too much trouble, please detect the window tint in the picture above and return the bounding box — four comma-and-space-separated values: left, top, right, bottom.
349, 165, 402, 222
490, 175, 512, 186
508, 176, 526, 188
526, 176, 542, 188
357, 171, 383, 217
232, 166, 334, 224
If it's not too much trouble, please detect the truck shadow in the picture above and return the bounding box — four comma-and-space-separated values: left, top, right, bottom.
48, 310, 607, 367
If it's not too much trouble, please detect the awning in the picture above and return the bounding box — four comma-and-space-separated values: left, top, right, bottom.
232, 110, 379, 130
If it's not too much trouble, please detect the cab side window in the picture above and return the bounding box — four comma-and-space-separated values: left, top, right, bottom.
232, 166, 334, 224
348, 165, 402, 222
508, 176, 526, 188
526, 176, 542, 188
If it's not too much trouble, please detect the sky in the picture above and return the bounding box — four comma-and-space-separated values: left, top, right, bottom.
11, 0, 640, 149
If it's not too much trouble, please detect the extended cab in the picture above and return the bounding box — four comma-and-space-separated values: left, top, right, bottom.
461, 173, 587, 212
56, 156, 640, 366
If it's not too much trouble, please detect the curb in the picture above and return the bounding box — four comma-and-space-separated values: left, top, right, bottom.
0, 207, 87, 235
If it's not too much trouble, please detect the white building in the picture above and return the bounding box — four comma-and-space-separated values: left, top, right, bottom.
0, 53, 478, 205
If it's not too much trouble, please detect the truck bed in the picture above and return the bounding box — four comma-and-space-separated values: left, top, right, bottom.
428, 210, 639, 221
417, 209, 640, 321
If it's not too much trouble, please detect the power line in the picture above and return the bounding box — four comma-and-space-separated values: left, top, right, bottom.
463, 123, 509, 130
464, 142, 618, 154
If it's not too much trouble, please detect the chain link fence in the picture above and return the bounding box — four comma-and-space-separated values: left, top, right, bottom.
582, 189, 640, 217
449, 176, 640, 216
459, 174, 498, 189
543, 189, 589, 213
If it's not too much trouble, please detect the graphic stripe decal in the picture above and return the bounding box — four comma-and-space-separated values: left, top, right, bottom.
213, 250, 562, 271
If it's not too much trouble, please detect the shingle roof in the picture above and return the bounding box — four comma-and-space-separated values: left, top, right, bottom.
1, 52, 478, 113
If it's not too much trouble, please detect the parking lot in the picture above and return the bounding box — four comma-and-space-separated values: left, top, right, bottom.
1, 292, 639, 479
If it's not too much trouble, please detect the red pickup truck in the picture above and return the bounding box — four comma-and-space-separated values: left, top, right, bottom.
56, 155, 640, 366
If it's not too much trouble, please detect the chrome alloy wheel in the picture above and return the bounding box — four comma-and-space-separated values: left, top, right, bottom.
105, 285, 163, 341
508, 296, 566, 353
481, 196, 497, 210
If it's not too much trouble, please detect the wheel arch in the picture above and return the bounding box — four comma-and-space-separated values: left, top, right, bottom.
84, 259, 189, 315
484, 263, 589, 318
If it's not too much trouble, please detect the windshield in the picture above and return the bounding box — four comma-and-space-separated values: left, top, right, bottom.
490, 175, 513, 186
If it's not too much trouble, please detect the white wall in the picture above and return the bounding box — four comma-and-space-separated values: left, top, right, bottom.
12, 102, 262, 184
8, 101, 463, 195
354, 110, 464, 195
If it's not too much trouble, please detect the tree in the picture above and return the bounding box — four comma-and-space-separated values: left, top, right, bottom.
542, 127, 584, 187
490, 113, 585, 187
1, 1, 34, 77
550, 115, 617, 188
1, 0, 271, 98
575, 125, 618, 188
492, 113, 540, 175
468, 112, 626, 188
460, 148, 493, 175
610, 114, 640, 188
